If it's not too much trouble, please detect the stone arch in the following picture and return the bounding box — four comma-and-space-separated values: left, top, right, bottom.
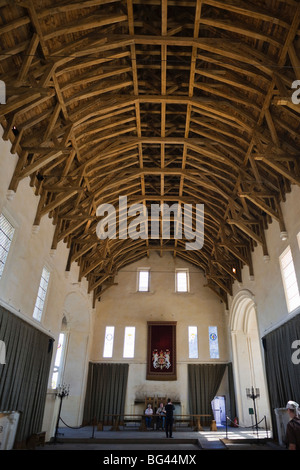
230, 290, 270, 427
63, 290, 91, 334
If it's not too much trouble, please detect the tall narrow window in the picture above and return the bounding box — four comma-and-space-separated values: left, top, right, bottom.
0, 213, 15, 279
51, 333, 66, 389
209, 326, 219, 359
138, 269, 150, 292
123, 327, 135, 358
176, 269, 189, 292
33, 266, 50, 321
279, 246, 300, 313
103, 326, 115, 358
188, 326, 198, 358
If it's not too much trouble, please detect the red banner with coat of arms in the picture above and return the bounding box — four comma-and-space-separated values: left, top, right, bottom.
146, 321, 177, 380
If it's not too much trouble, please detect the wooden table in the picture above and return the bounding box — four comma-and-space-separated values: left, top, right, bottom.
173, 414, 211, 431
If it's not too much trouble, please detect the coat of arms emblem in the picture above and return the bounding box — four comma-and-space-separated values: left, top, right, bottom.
152, 348, 171, 370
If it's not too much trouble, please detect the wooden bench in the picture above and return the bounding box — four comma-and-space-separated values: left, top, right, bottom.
173, 414, 212, 431
103, 414, 213, 432
104, 414, 144, 431
173, 417, 192, 429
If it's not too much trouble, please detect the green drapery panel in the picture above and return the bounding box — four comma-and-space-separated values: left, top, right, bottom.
262, 314, 300, 440
188, 363, 227, 421
83, 362, 129, 424
226, 362, 237, 420
0, 305, 53, 447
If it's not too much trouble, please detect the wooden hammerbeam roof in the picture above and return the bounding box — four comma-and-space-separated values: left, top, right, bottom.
0, 0, 300, 307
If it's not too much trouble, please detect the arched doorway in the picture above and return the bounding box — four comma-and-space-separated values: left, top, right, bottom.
230, 290, 270, 428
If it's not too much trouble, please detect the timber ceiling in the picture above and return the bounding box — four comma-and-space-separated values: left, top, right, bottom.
0, 0, 300, 307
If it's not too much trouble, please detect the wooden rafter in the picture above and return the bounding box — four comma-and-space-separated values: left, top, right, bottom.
0, 0, 299, 304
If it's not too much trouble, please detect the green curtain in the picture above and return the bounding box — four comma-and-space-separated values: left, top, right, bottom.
83, 362, 129, 424
188, 363, 227, 414
188, 363, 227, 422
0, 305, 53, 447
262, 314, 300, 440
227, 362, 237, 420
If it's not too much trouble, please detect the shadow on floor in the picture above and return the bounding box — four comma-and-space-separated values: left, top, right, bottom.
35, 425, 285, 452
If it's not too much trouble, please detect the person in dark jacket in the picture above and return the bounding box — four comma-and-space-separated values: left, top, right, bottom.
165, 398, 175, 438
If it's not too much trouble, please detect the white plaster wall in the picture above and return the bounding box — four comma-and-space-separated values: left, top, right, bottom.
0, 128, 95, 439
228, 184, 300, 427
60, 292, 91, 428
92, 252, 229, 414
229, 184, 300, 338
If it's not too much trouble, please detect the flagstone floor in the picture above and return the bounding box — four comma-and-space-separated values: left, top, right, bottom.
36, 424, 285, 451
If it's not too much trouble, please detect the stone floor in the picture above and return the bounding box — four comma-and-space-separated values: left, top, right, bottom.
37, 424, 285, 451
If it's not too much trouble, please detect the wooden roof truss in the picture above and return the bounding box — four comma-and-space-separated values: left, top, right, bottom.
0, 0, 300, 307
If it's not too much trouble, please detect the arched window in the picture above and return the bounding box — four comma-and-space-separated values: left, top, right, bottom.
0, 213, 15, 279
33, 266, 50, 321
279, 246, 300, 313
51, 317, 68, 389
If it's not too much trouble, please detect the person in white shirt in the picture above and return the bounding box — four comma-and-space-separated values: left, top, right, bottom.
156, 402, 166, 430
145, 403, 153, 429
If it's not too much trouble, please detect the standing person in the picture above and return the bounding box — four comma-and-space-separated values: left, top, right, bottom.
285, 401, 300, 450
165, 398, 175, 438
145, 403, 153, 429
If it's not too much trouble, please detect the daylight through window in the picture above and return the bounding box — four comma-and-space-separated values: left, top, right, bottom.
176, 269, 188, 292
103, 326, 115, 357
279, 246, 300, 313
209, 326, 219, 359
188, 326, 198, 358
123, 327, 135, 358
138, 269, 150, 291
33, 266, 50, 321
51, 333, 66, 389
0, 213, 15, 279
